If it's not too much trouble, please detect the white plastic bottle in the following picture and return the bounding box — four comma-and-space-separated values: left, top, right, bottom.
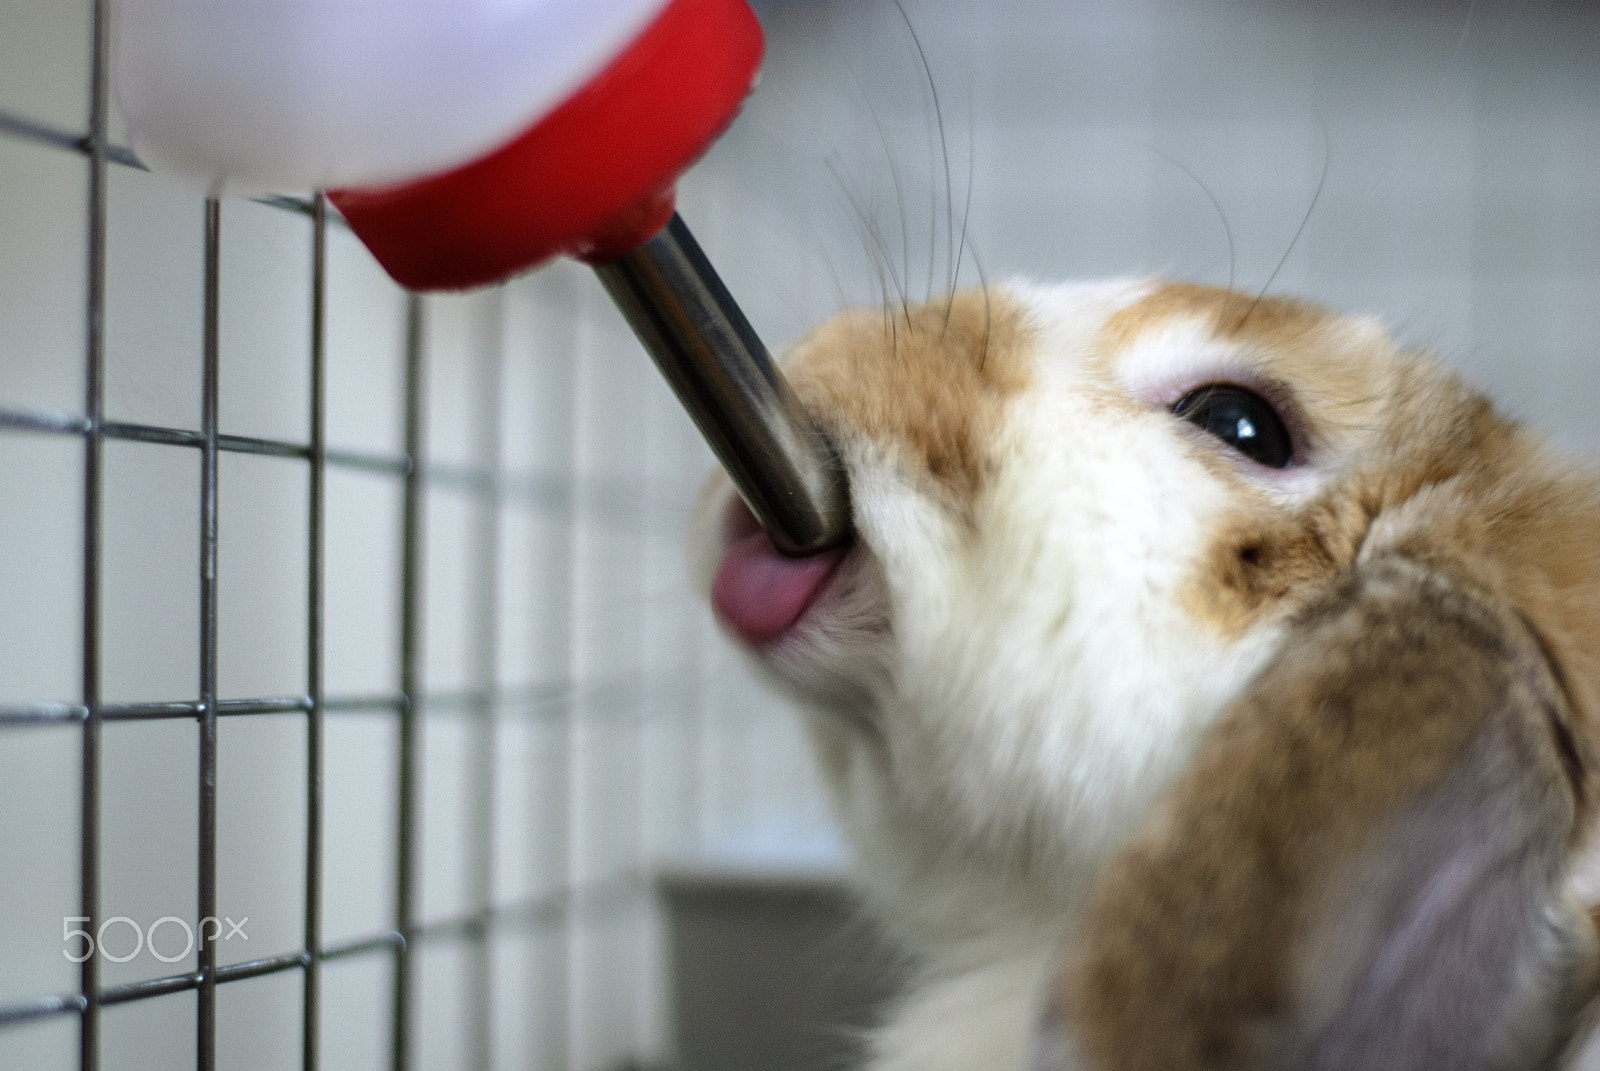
112, 0, 672, 196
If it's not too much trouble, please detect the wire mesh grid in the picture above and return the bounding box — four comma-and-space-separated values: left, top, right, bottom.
0, 2, 841, 1069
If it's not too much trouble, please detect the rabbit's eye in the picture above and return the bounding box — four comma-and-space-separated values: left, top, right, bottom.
1172, 384, 1293, 468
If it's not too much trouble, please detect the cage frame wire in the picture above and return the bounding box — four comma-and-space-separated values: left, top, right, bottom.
0, 0, 664, 1066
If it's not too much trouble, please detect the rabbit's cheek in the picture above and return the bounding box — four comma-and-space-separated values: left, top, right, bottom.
1179, 505, 1362, 639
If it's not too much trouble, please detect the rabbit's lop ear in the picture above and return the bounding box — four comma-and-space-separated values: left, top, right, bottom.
1052, 551, 1600, 1071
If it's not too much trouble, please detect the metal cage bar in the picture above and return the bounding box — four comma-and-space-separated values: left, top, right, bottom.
0, 669, 688, 730
196, 194, 223, 1071
78, 1, 110, 1068
0, 402, 691, 525
466, 290, 507, 1071
394, 293, 426, 1071
303, 192, 329, 1071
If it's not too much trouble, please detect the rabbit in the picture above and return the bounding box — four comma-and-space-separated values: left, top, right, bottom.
691, 278, 1600, 1071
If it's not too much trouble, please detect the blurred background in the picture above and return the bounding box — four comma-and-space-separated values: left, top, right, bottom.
1, 1, 1597, 1069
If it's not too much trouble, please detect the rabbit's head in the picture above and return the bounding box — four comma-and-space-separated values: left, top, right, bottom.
695, 281, 1600, 1045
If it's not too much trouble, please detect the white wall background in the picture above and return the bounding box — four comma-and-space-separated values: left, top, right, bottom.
1, 1, 1598, 1069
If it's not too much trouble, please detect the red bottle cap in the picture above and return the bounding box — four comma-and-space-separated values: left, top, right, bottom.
329, 0, 763, 291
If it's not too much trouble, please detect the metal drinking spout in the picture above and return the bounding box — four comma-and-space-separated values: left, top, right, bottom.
594, 214, 852, 555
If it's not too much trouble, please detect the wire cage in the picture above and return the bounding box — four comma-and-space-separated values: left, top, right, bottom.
6, 1, 1600, 1070
0, 3, 841, 1070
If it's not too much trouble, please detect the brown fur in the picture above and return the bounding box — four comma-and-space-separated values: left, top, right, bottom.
1063, 555, 1596, 1070
781, 290, 1034, 508
1100, 282, 1332, 354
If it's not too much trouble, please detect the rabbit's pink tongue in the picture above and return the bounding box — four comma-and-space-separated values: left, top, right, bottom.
712, 530, 846, 644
